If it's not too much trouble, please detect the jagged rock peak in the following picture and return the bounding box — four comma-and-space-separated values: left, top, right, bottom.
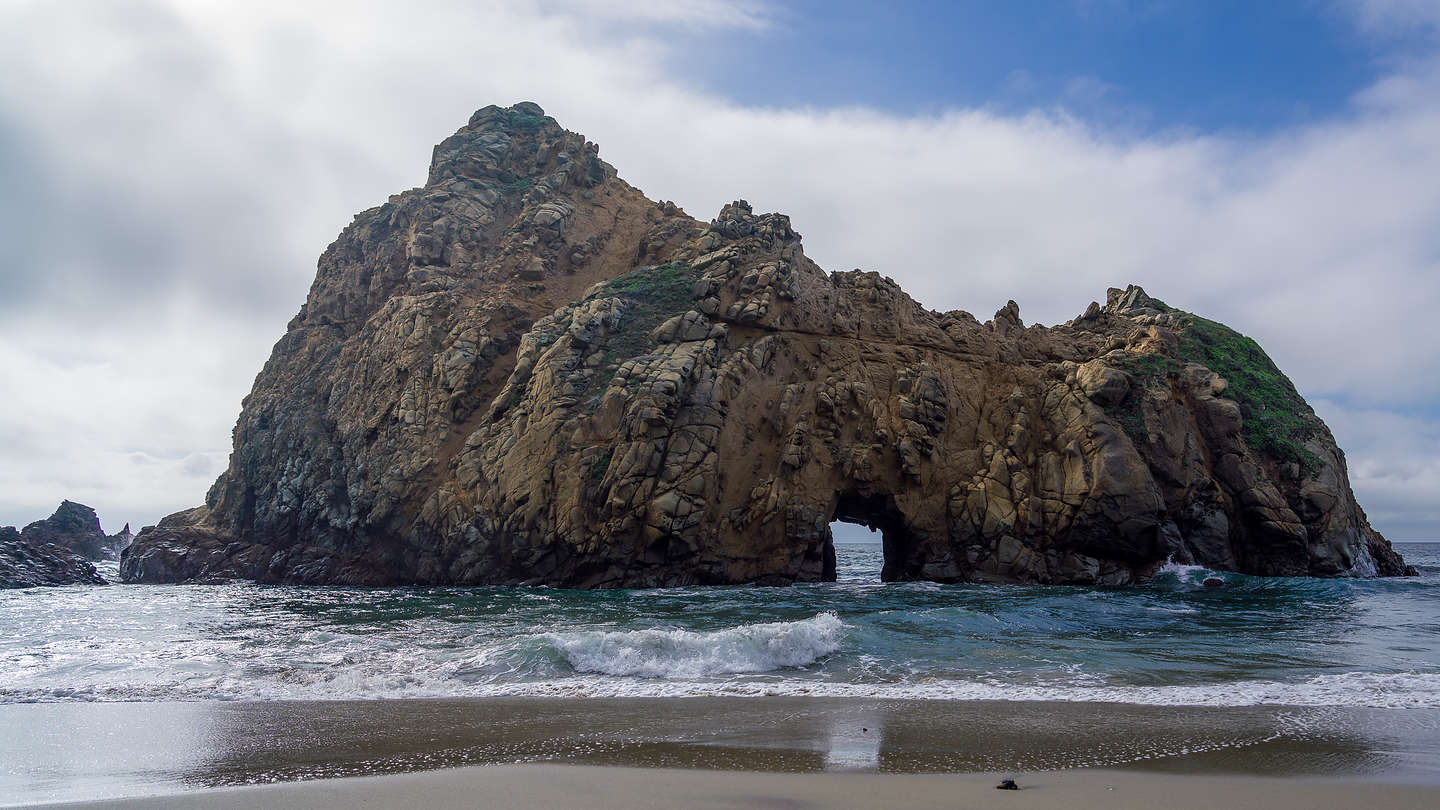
1105, 284, 1164, 315
17, 500, 132, 562
121, 104, 1410, 588
22, 500, 111, 561
427, 101, 610, 191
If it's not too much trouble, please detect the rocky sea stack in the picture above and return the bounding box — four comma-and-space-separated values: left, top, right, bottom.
121, 103, 1410, 587
21, 500, 131, 561
2, 500, 124, 588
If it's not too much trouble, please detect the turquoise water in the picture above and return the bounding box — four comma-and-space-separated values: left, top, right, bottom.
1, 543, 1437, 707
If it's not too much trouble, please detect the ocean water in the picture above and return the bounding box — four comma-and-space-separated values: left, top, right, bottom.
3, 542, 1438, 708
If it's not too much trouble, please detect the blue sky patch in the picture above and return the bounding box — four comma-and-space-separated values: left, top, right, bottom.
671, 0, 1429, 134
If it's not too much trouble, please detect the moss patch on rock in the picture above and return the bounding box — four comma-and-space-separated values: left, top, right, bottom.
1174, 316, 1320, 477
569, 262, 704, 410
589, 449, 613, 485
500, 177, 533, 195
1116, 353, 1179, 386
502, 109, 550, 132
1098, 314, 1320, 477
596, 261, 701, 364
1103, 354, 1180, 445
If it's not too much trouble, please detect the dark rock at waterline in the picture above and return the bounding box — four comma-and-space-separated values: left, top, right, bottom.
121, 102, 1411, 588
997, 779, 1019, 790
120, 508, 278, 584
1203, 576, 1225, 588
1, 526, 106, 588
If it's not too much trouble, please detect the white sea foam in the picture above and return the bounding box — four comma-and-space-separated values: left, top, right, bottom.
1348, 542, 1379, 577
546, 612, 846, 678
1152, 557, 1218, 586
6, 666, 1440, 709
402, 670, 1440, 709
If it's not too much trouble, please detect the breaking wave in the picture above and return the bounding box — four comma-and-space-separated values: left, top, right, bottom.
547, 612, 846, 677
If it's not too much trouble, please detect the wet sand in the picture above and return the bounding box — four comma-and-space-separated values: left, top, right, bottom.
22, 764, 1440, 810
5, 697, 1439, 806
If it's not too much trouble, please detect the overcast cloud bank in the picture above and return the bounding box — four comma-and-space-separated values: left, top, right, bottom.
1, 0, 1435, 537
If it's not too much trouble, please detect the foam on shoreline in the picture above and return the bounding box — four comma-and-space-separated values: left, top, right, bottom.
6, 669, 1440, 709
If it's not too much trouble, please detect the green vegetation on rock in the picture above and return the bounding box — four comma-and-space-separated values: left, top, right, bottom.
1174, 316, 1320, 477
602, 261, 699, 305
1116, 353, 1178, 386
568, 262, 703, 409
500, 178, 533, 195
596, 261, 701, 364
502, 109, 549, 132
589, 449, 613, 485
1097, 311, 1320, 477
1104, 354, 1180, 445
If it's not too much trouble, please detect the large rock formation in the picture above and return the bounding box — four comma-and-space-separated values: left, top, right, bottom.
121, 103, 1411, 587
1, 526, 106, 588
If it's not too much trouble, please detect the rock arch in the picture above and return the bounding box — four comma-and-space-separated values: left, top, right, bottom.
831, 491, 928, 583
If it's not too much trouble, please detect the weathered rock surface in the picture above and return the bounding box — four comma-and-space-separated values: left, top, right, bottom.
22, 500, 129, 561
2, 526, 106, 588
122, 103, 1412, 587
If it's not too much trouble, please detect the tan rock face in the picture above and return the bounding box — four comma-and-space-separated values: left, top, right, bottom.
120, 104, 1413, 586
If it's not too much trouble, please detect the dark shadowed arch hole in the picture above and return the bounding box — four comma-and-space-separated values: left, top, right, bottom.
831, 492, 917, 582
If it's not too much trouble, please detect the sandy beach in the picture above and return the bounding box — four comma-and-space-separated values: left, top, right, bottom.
25, 763, 1440, 810
4, 697, 1439, 807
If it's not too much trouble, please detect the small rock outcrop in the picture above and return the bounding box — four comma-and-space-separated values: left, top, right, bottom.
1, 526, 106, 588
121, 103, 1411, 587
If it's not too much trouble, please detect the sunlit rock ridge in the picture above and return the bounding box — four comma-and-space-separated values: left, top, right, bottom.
120, 103, 1411, 587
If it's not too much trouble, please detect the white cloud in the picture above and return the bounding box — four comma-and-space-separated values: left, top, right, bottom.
544, 0, 778, 30
1343, 0, 1440, 35
1313, 399, 1440, 540
0, 0, 1436, 539
0, 302, 262, 533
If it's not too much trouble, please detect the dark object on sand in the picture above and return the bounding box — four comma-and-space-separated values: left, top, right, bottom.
997, 778, 1019, 790
1203, 576, 1224, 588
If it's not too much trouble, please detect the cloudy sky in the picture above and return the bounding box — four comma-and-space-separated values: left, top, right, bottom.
1, 0, 1437, 539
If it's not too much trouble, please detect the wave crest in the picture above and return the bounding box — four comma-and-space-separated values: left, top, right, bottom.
547, 612, 845, 678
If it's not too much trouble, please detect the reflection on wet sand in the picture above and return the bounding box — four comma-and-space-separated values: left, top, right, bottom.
3, 698, 1438, 805
826, 705, 884, 770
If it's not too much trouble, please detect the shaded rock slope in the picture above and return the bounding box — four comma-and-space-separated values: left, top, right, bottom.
122, 103, 1411, 587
